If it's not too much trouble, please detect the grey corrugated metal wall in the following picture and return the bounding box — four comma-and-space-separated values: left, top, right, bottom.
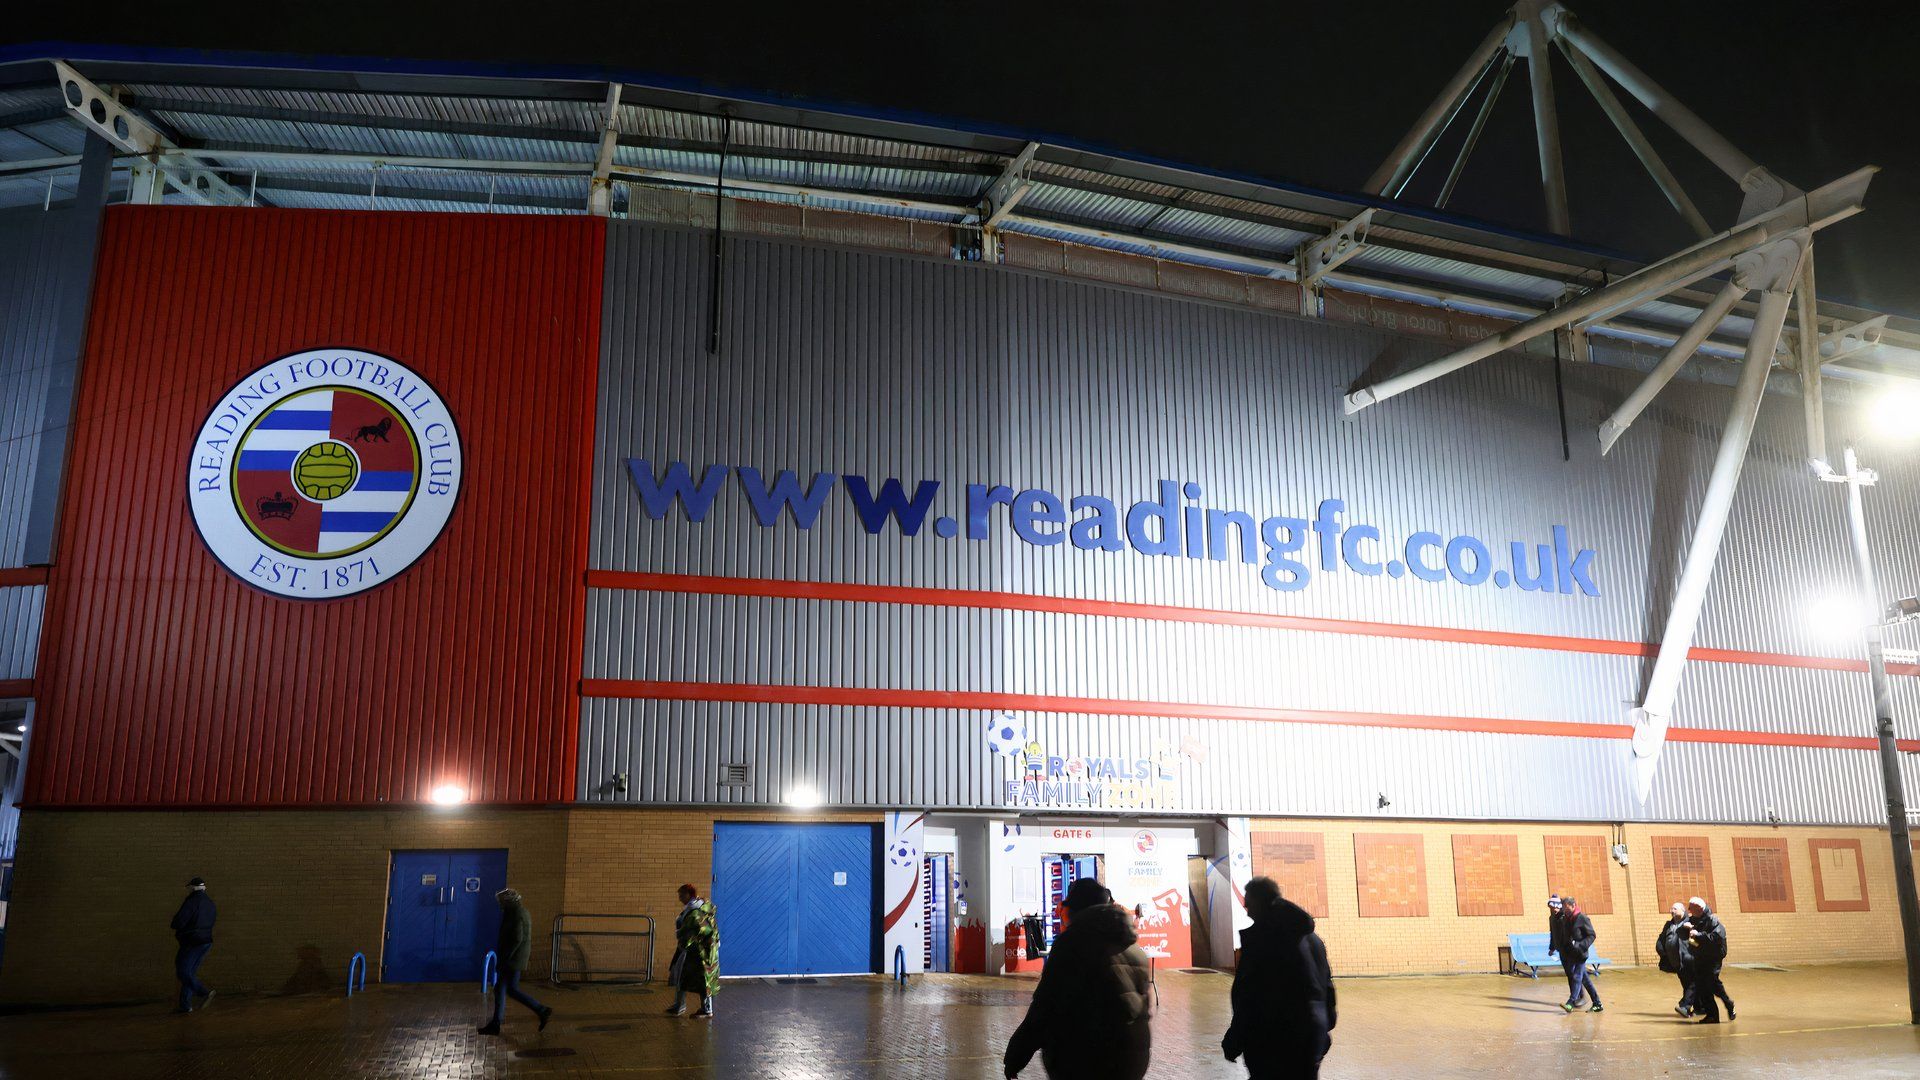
0, 209, 75, 689
583, 222, 1920, 824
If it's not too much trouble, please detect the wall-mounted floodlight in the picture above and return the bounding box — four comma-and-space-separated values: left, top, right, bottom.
429, 783, 468, 806
786, 784, 822, 809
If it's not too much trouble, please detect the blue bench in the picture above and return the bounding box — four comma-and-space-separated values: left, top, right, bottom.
1507, 933, 1611, 978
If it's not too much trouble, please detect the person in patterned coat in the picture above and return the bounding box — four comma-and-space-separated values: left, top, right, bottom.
667, 883, 720, 1018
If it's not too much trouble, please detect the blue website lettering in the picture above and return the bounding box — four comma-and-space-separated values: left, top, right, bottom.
626, 459, 1601, 597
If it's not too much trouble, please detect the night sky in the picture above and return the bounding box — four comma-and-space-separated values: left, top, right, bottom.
11, 1, 1920, 313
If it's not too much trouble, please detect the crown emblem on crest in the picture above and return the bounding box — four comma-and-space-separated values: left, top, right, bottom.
257, 491, 296, 520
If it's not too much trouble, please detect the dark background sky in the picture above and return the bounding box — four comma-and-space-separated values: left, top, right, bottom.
13, 1, 1920, 313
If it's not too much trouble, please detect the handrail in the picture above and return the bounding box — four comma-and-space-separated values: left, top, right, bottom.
346, 952, 367, 997
482, 950, 499, 995
549, 912, 656, 986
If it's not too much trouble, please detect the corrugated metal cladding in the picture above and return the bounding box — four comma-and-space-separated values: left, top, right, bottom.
26, 207, 604, 806
586, 222, 1920, 824
0, 209, 88, 691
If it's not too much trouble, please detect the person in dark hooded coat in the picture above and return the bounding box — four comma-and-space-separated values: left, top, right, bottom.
1685, 897, 1734, 1023
1004, 877, 1153, 1079
1222, 876, 1335, 1080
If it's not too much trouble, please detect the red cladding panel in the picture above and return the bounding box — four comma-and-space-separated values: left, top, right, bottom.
27, 208, 603, 806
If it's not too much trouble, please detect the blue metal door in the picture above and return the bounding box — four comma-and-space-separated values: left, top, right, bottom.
384, 849, 508, 982
712, 823, 876, 976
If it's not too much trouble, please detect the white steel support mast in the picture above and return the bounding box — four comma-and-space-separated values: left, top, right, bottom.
1359, 2, 1882, 806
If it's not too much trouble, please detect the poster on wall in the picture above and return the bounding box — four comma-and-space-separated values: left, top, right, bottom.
1111, 827, 1193, 969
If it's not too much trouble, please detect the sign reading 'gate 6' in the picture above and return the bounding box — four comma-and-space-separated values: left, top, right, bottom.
187, 349, 462, 598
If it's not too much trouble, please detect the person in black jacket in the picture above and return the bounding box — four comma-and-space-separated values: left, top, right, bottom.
1222, 876, 1335, 1080
1553, 896, 1602, 1013
169, 876, 217, 1014
1004, 878, 1153, 1079
1655, 901, 1696, 1016
1686, 898, 1734, 1023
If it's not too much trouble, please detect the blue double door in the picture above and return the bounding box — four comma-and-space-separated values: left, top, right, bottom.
712, 822, 876, 976
384, 849, 508, 982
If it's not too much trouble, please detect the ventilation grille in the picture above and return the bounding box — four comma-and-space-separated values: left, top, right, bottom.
718, 763, 751, 787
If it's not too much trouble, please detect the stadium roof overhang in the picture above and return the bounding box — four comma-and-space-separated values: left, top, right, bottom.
0, 48, 1914, 392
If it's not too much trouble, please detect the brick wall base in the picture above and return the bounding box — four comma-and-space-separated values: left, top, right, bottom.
1252, 818, 1911, 976
0, 807, 875, 1004
0, 809, 1905, 1001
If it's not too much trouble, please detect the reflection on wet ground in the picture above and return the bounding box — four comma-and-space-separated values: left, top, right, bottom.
1, 961, 1916, 1077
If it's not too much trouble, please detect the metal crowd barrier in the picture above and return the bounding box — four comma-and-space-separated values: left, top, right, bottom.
548, 913, 655, 985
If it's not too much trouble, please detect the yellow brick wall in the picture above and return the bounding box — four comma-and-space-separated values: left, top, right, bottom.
560, 808, 881, 924
0, 808, 569, 1003
1251, 818, 1907, 977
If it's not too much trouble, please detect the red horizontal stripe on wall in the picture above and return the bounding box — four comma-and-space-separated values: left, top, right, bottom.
584, 571, 1916, 677
580, 678, 1920, 754
0, 679, 31, 699
0, 567, 50, 587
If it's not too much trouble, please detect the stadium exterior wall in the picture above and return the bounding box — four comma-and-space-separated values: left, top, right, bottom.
580, 222, 1920, 826
22, 207, 603, 806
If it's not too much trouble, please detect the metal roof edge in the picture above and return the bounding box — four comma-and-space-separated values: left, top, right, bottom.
0, 41, 1674, 273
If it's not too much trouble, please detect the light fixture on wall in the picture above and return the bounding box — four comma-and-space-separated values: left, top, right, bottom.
1765, 807, 1783, 827
429, 783, 468, 806
1376, 793, 1391, 810
787, 784, 822, 809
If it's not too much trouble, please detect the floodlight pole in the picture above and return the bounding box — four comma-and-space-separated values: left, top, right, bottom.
1834, 443, 1920, 1025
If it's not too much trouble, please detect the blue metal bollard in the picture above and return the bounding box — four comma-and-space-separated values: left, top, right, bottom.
482, 950, 499, 995
347, 952, 367, 997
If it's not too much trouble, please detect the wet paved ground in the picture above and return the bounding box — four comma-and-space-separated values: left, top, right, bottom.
0, 962, 1915, 1078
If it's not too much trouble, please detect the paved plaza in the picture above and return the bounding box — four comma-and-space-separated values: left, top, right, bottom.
0, 962, 1915, 1078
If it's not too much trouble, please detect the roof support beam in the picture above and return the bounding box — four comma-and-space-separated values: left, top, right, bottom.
587, 82, 623, 217
1554, 35, 1712, 239
1437, 53, 1513, 209
1819, 314, 1888, 366
981, 141, 1040, 228
1517, 1, 1571, 235
1367, 16, 1513, 196
1554, 13, 1763, 188
1632, 268, 1800, 803
51, 60, 244, 206
1598, 278, 1747, 454
1342, 167, 1874, 414
1293, 208, 1375, 314
1796, 254, 1829, 472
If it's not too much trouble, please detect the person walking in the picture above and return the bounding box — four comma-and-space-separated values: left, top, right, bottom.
1554, 896, 1602, 1013
1686, 897, 1735, 1023
666, 884, 719, 1019
478, 887, 552, 1035
1222, 876, 1335, 1080
1655, 901, 1696, 1017
1003, 877, 1152, 1079
169, 876, 217, 1014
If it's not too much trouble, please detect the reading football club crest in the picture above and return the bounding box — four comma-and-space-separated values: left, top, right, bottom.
188, 349, 462, 598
